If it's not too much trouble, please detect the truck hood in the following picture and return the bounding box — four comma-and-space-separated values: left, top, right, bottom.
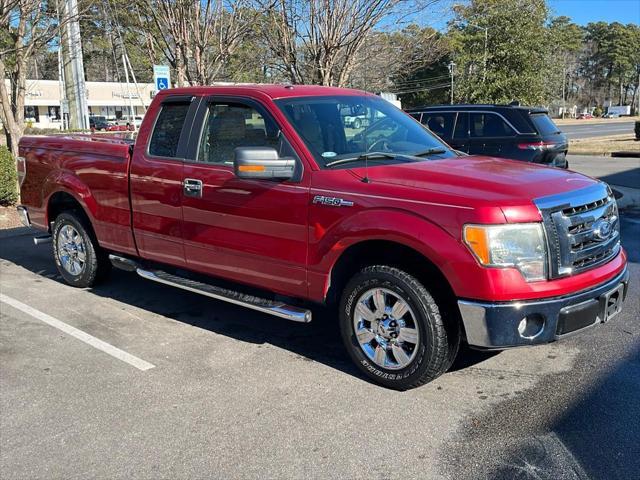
352, 155, 598, 206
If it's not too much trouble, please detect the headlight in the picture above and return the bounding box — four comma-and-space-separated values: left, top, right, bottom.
463, 223, 547, 282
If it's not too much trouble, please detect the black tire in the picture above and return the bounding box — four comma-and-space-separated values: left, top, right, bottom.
339, 265, 457, 390
52, 211, 110, 287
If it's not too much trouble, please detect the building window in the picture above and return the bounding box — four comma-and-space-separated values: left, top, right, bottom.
48, 106, 61, 121
25, 106, 40, 123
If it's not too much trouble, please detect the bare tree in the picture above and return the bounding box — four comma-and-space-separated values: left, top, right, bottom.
1, 0, 87, 154
260, 0, 441, 87
2, 0, 54, 153
138, 0, 258, 87
349, 25, 449, 92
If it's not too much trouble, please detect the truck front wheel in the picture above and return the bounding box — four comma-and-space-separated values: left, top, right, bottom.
339, 265, 455, 390
52, 212, 110, 287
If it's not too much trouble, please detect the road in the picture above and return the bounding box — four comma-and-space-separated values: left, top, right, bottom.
1, 164, 638, 479
559, 121, 636, 139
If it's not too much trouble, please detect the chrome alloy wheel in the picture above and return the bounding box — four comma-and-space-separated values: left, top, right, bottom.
56, 225, 86, 276
353, 287, 420, 370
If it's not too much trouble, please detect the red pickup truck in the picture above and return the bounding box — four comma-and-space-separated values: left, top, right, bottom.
16, 85, 628, 389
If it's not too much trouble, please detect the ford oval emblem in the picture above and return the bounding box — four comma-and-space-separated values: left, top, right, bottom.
592, 218, 612, 241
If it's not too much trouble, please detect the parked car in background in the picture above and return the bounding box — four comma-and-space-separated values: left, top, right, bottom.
105, 124, 131, 132
116, 115, 144, 128
89, 116, 109, 131
406, 104, 569, 168
603, 112, 620, 119
340, 105, 368, 129
577, 113, 594, 120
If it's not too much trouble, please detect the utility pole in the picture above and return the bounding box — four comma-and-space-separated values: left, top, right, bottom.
448, 61, 456, 104
482, 26, 488, 84
562, 65, 566, 119
122, 54, 136, 131
55, 0, 67, 130
61, 0, 89, 130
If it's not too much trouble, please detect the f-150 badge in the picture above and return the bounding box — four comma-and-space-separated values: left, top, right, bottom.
312, 195, 354, 207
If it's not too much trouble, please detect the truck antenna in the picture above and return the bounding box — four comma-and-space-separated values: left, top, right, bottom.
362, 155, 370, 183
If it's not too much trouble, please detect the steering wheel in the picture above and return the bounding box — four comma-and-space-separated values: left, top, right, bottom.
366, 138, 390, 152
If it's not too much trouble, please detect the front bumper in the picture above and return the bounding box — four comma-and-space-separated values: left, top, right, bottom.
458, 266, 629, 349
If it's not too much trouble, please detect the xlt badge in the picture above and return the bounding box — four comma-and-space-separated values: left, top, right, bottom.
312, 195, 354, 207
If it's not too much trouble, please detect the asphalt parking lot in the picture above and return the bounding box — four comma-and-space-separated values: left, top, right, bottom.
1, 163, 638, 479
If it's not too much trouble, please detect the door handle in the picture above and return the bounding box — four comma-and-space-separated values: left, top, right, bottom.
183, 178, 203, 197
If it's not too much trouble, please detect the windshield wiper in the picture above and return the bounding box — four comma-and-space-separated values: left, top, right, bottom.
410, 147, 447, 157
325, 151, 398, 168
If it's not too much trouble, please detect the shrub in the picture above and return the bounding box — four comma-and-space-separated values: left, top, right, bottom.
23, 126, 90, 135
635, 121, 640, 141
0, 146, 18, 206
592, 106, 603, 117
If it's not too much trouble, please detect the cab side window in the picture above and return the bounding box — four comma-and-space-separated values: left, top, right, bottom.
470, 112, 515, 137
197, 103, 295, 165
149, 102, 191, 158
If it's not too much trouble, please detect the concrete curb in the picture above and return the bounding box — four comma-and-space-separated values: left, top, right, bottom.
611, 185, 640, 210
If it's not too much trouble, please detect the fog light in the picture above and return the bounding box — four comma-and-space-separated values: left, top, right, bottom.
517, 314, 545, 339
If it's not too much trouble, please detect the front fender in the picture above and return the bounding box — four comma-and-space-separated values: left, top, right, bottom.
308, 208, 474, 299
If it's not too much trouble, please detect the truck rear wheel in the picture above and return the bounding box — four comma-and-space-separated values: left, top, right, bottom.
339, 265, 455, 390
52, 212, 110, 288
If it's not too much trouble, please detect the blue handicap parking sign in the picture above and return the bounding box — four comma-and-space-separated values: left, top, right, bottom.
156, 77, 169, 90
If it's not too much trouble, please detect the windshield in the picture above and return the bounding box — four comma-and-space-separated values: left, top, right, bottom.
276, 95, 455, 168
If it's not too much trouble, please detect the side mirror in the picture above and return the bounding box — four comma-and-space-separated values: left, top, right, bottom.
233, 147, 295, 180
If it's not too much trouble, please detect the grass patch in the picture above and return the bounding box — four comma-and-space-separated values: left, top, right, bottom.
569, 134, 640, 156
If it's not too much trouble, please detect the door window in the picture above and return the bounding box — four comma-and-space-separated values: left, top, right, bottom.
453, 112, 469, 139
421, 113, 456, 138
469, 113, 515, 137
196, 103, 296, 165
148, 102, 191, 158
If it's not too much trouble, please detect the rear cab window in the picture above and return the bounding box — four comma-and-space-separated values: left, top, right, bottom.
529, 113, 561, 135
195, 101, 299, 166
149, 102, 191, 158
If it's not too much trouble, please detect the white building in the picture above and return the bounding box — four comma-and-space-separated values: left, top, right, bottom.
5, 79, 155, 129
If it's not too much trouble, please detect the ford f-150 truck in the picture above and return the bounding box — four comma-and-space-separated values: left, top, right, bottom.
16, 85, 629, 389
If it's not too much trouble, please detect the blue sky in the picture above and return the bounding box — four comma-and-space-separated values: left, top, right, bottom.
548, 0, 640, 25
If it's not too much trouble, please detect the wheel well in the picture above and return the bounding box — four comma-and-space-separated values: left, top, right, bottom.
47, 192, 91, 231
327, 240, 463, 337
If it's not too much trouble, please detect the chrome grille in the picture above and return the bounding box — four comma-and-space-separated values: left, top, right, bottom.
535, 183, 620, 278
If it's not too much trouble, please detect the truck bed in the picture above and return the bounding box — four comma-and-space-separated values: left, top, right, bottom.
19, 134, 137, 255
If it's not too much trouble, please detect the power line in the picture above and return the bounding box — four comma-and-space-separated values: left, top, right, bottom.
393, 82, 450, 94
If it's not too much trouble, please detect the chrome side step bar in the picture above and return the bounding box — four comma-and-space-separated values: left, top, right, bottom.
108, 254, 312, 323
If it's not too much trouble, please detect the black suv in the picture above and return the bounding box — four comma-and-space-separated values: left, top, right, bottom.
89, 115, 109, 131
405, 104, 569, 168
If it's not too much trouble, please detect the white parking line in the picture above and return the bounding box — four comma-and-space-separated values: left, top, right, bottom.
0, 294, 155, 371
